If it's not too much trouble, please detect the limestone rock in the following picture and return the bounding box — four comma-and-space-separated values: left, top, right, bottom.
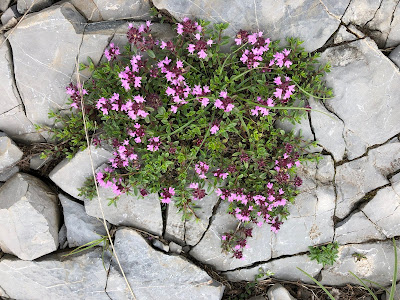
0, 248, 110, 299
153, 0, 343, 52
0, 105, 44, 143
60, 193, 110, 247
316, 155, 335, 184
169, 241, 182, 254
267, 284, 296, 300
190, 201, 273, 271
30, 153, 52, 170
0, 134, 22, 172
342, 0, 398, 47
0, 173, 59, 260
333, 25, 359, 44
320, 241, 400, 286
0, 165, 18, 182
335, 142, 400, 219
106, 228, 225, 299
84, 186, 163, 236
334, 211, 386, 244
0, 0, 11, 12
17, 0, 53, 14
362, 177, 400, 238
1, 5, 21, 25
151, 239, 169, 252
271, 184, 335, 257
309, 97, 346, 161
165, 183, 219, 246
8, 3, 86, 128
389, 45, 400, 68
224, 254, 322, 284
49, 145, 112, 200
386, 5, 400, 47
321, 38, 400, 159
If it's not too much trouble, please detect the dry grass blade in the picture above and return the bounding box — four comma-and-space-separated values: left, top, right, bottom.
75, 59, 137, 299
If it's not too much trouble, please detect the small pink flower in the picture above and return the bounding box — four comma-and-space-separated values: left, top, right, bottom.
198, 49, 207, 59
187, 44, 195, 54
210, 125, 219, 134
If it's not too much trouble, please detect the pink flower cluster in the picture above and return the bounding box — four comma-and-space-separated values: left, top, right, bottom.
272, 49, 292, 68
127, 21, 156, 51
176, 18, 202, 36
210, 120, 220, 135
147, 136, 161, 152
119, 55, 143, 91
250, 97, 275, 116
96, 93, 121, 115
216, 182, 289, 233
160, 187, 175, 204
128, 123, 146, 143
66, 83, 88, 109
189, 183, 206, 200
273, 76, 295, 103
110, 141, 138, 168
221, 227, 253, 260
96, 169, 126, 196
187, 37, 213, 59
104, 43, 120, 61
121, 95, 149, 120
213, 168, 229, 179
214, 91, 235, 112
237, 30, 271, 69
195, 161, 209, 179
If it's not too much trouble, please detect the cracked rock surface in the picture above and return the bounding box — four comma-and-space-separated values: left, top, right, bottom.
0, 173, 59, 260
1, 0, 400, 297
106, 228, 225, 300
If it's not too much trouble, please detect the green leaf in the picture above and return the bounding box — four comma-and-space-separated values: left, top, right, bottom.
147, 49, 156, 58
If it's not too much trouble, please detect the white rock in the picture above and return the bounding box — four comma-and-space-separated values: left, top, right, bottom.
321, 241, 400, 286
84, 186, 163, 236
0, 173, 60, 260
60, 193, 110, 247
106, 228, 225, 299
334, 211, 386, 244
49, 145, 112, 200
267, 284, 296, 300
0, 248, 110, 299
224, 254, 322, 284
321, 38, 400, 159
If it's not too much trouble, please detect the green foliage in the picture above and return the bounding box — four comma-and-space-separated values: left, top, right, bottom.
308, 242, 339, 267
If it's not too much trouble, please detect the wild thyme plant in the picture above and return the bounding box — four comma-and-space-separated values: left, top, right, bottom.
43, 19, 332, 260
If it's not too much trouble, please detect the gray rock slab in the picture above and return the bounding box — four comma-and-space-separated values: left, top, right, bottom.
342, 0, 390, 47
30, 153, 52, 170
320, 241, 400, 286
0, 248, 110, 299
106, 228, 225, 300
316, 155, 335, 184
267, 284, 296, 300
1, 5, 21, 25
0, 165, 18, 181
0, 173, 59, 260
0, 105, 45, 143
389, 45, 400, 68
333, 25, 359, 44
0, 35, 22, 115
0, 0, 11, 12
8, 3, 86, 128
335, 142, 400, 219
49, 145, 112, 200
334, 211, 386, 244
94, 0, 151, 21
60, 193, 110, 247
321, 38, 400, 159
169, 241, 182, 254
190, 201, 272, 271
224, 254, 322, 284
272, 184, 335, 257
67, 0, 103, 22
362, 178, 400, 238
153, 0, 342, 52
84, 186, 163, 236
165, 183, 219, 246
309, 97, 346, 161
0, 135, 22, 172
17, 0, 53, 14
386, 4, 400, 47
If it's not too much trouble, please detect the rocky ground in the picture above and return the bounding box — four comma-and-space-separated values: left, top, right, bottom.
0, 0, 400, 299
